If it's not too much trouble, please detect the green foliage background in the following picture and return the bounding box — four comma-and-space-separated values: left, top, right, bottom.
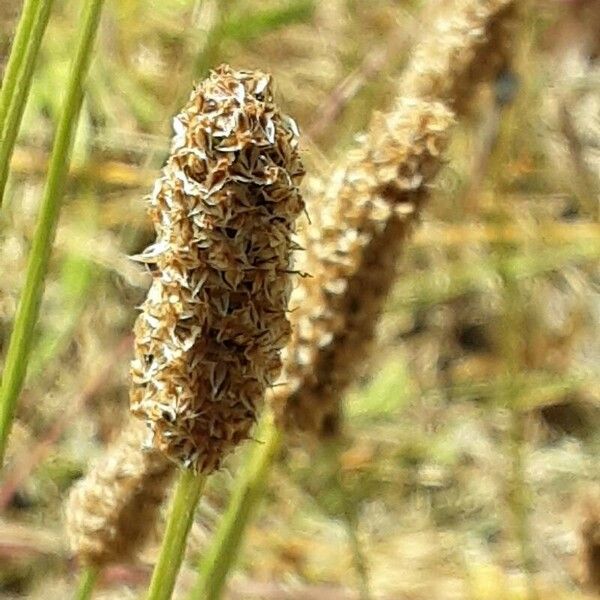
0, 0, 598, 598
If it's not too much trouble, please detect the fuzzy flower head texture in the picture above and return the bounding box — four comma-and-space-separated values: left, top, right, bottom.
66, 420, 173, 567
402, 0, 517, 116
130, 65, 305, 473
277, 99, 454, 435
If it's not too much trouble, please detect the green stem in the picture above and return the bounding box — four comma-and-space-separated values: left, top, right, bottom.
0, 0, 105, 465
0, 0, 39, 131
146, 469, 207, 600
73, 566, 99, 600
189, 417, 282, 600
0, 0, 55, 207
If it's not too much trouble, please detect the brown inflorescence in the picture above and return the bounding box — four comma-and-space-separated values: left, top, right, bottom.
401, 0, 518, 116
66, 419, 174, 567
274, 0, 518, 437
276, 99, 454, 435
130, 65, 305, 472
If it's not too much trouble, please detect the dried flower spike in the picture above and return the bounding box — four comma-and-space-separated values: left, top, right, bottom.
274, 0, 518, 437
402, 0, 518, 116
130, 65, 305, 472
277, 98, 454, 435
66, 419, 174, 566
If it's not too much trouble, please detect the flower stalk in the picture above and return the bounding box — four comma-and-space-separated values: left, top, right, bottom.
145, 470, 208, 600
190, 415, 282, 600
73, 566, 99, 600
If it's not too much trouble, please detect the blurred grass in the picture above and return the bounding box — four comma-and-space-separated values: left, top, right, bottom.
27, 203, 96, 380
0, 0, 599, 598
193, 0, 316, 78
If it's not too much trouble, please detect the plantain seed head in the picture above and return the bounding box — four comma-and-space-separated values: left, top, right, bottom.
130, 65, 305, 472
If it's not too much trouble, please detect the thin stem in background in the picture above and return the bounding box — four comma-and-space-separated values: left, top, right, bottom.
496, 232, 539, 600
490, 30, 539, 591
0, 0, 105, 465
74, 566, 99, 600
146, 469, 207, 600
306, 36, 397, 143
502, 275, 539, 600
341, 499, 371, 600
322, 441, 372, 600
189, 417, 282, 600
507, 406, 538, 600
0, 0, 55, 207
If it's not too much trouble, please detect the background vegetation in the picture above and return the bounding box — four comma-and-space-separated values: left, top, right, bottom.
0, 0, 599, 598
